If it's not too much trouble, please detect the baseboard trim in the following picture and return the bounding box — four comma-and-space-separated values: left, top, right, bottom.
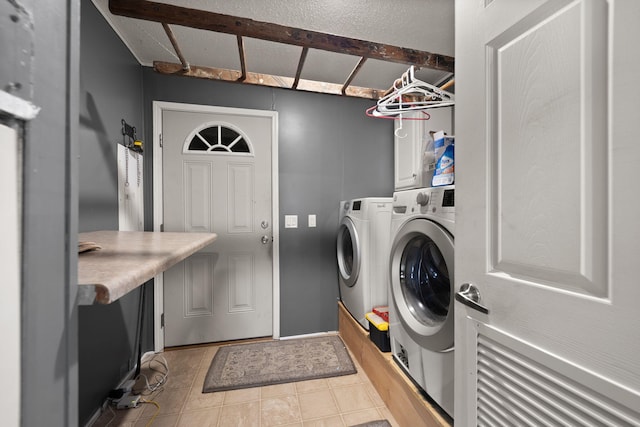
338, 301, 451, 427
280, 331, 339, 340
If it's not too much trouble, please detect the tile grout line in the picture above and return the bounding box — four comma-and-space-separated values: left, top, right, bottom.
327, 380, 348, 427
214, 399, 223, 427
292, 380, 300, 425
330, 372, 386, 426
183, 346, 220, 426
259, 386, 262, 427
175, 348, 206, 423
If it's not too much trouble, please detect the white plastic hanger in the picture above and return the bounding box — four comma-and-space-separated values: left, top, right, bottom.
375, 66, 455, 116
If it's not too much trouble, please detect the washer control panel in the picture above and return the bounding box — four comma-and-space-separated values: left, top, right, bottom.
393, 185, 455, 222
416, 192, 430, 206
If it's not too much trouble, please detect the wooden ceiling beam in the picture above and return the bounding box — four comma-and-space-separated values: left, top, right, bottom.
109, 0, 454, 73
153, 61, 384, 100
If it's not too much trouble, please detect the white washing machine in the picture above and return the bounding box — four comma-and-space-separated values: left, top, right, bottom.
337, 198, 392, 330
388, 186, 455, 418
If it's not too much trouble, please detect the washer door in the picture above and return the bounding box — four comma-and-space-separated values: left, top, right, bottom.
390, 218, 454, 351
337, 216, 361, 287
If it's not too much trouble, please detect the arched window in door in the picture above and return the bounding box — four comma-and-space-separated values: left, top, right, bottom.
183, 123, 253, 156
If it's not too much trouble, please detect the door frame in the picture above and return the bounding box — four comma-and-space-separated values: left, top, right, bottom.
152, 101, 280, 352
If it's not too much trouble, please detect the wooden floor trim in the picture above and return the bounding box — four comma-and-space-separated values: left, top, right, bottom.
338, 302, 451, 427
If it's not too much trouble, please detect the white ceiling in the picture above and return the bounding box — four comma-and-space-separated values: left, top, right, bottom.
92, 0, 455, 93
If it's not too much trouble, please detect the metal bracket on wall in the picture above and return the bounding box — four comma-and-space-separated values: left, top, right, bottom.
121, 119, 143, 153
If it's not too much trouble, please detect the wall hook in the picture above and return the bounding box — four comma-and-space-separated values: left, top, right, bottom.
394, 114, 407, 138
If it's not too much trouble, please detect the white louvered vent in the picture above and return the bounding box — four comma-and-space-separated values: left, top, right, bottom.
476, 335, 640, 427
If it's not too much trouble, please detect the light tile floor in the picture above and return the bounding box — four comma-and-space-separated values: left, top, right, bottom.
92, 337, 399, 427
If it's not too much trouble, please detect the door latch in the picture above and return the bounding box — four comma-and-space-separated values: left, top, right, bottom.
455, 283, 489, 314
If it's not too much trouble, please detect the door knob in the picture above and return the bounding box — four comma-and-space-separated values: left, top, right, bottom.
261, 235, 271, 244
455, 283, 489, 314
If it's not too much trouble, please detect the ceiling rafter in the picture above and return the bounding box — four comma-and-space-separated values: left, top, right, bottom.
236, 35, 247, 82
154, 61, 384, 99
109, 0, 454, 99
342, 57, 368, 95
292, 48, 309, 90
161, 23, 189, 71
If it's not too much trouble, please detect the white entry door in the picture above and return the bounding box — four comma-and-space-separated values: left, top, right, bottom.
160, 104, 277, 347
455, 0, 640, 425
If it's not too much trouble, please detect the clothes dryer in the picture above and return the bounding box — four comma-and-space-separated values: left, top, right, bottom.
388, 186, 455, 418
337, 198, 392, 330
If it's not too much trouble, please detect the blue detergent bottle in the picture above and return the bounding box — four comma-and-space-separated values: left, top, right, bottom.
432, 138, 454, 186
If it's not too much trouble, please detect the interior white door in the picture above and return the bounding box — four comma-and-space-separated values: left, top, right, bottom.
162, 106, 274, 347
455, 0, 640, 425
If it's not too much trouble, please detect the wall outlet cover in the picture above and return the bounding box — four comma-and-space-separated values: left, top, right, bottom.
285, 215, 298, 228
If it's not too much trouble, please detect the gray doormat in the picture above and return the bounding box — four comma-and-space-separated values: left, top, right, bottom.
203, 335, 356, 393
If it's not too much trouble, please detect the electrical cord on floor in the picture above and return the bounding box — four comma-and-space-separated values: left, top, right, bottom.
135, 354, 170, 394
140, 399, 161, 427
98, 354, 169, 426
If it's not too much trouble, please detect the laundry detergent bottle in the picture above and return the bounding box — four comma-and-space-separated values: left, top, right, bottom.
431, 136, 454, 187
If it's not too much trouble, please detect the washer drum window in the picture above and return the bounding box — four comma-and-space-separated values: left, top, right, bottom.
390, 218, 454, 351
337, 217, 360, 287
400, 235, 451, 326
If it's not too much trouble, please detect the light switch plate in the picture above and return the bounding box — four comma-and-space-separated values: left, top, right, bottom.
284, 215, 298, 228
308, 214, 316, 227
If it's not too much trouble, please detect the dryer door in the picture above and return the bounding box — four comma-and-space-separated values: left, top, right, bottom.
337, 216, 361, 287
390, 218, 454, 351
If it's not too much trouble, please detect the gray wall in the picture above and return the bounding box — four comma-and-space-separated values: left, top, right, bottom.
78, 3, 148, 426
11, 1, 80, 426
142, 71, 394, 336
79, 2, 141, 231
